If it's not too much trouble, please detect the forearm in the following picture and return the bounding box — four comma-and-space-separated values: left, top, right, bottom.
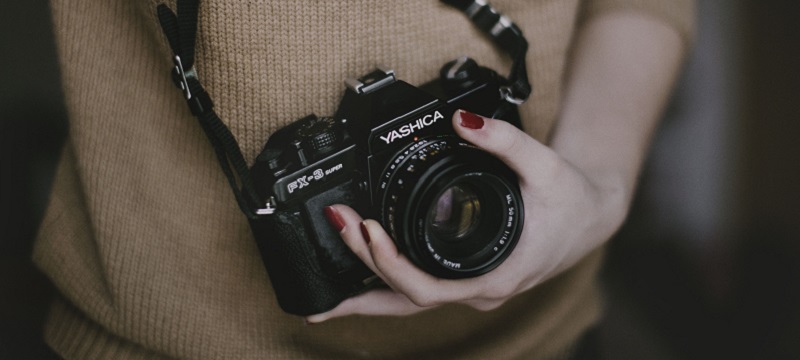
551, 11, 687, 205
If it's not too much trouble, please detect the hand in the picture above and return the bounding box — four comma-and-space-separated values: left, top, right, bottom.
306, 109, 629, 323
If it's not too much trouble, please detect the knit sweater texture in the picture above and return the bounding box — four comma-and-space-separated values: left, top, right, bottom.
36, 0, 693, 358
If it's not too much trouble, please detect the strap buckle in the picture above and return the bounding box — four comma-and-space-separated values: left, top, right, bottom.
463, 1, 516, 38
171, 55, 212, 115
173, 55, 196, 100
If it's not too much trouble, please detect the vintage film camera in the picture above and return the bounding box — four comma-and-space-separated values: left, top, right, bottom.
250, 57, 524, 315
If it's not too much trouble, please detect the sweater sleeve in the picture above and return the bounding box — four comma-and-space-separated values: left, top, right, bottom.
579, 0, 696, 46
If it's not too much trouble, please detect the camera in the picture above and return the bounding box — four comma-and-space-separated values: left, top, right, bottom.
249, 57, 525, 315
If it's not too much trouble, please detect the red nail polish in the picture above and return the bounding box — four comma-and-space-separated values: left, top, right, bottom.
324, 206, 346, 232
458, 110, 484, 130
360, 222, 371, 244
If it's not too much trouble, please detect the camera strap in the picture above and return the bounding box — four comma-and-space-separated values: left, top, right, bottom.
157, 0, 262, 219
441, 0, 532, 104
155, 0, 531, 219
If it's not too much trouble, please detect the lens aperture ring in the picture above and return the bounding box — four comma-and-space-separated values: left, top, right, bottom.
378, 138, 460, 238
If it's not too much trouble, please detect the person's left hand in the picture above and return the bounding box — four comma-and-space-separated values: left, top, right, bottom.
306, 109, 628, 323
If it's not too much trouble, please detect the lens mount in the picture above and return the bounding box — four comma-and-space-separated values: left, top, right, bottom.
378, 136, 523, 278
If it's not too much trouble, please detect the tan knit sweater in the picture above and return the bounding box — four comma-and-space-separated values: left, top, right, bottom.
36, 0, 693, 358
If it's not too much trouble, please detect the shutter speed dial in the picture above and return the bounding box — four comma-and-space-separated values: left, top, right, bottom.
296, 117, 341, 152
291, 116, 345, 166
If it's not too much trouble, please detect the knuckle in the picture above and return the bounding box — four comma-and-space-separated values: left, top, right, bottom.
483, 281, 517, 301
407, 291, 438, 308
472, 300, 505, 312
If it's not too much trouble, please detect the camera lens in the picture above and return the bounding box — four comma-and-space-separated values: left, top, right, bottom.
379, 136, 523, 278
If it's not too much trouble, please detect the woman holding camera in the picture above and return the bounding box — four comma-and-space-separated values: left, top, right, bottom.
36, 0, 693, 358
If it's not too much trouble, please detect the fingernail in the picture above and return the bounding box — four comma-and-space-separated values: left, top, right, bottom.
458, 110, 484, 130
324, 206, 346, 232
360, 222, 371, 244
304, 319, 317, 326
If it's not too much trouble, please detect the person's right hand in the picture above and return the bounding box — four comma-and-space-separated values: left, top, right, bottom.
306, 109, 628, 323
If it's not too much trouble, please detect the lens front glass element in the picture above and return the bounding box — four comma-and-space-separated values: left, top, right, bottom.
427, 184, 481, 242
423, 176, 506, 262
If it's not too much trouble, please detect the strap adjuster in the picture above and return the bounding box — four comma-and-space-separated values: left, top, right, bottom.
464, 0, 508, 37
490, 15, 513, 37
173, 55, 196, 100
171, 55, 213, 115
464, 0, 487, 18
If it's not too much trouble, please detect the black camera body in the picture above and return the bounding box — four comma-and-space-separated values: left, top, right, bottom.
249, 57, 525, 315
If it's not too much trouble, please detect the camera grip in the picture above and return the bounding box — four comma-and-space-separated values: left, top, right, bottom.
249, 209, 369, 315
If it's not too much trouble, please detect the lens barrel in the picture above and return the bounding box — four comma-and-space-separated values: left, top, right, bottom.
378, 136, 523, 278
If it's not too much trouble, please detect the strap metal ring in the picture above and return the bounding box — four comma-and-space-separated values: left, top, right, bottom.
500, 86, 526, 105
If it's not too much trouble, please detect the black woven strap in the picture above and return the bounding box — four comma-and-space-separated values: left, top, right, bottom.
441, 0, 532, 103
157, 0, 262, 219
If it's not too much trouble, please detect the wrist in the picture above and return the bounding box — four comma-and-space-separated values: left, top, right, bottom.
588, 169, 633, 241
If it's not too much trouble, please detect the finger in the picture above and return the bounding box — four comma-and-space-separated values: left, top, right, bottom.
323, 205, 387, 280
305, 289, 428, 323
452, 109, 560, 189
360, 220, 482, 307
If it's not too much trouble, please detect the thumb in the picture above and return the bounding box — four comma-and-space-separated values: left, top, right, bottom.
452, 109, 558, 185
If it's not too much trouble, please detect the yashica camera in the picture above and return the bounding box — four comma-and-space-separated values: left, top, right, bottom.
249, 57, 525, 315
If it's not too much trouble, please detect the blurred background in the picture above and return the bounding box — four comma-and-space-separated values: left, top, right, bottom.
2, 1, 798, 358
596, 0, 800, 358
